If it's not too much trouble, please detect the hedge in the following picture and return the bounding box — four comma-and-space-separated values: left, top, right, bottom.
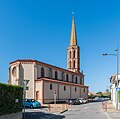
0, 83, 23, 115
118, 90, 120, 103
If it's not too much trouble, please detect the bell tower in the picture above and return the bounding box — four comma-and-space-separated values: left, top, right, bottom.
67, 16, 80, 72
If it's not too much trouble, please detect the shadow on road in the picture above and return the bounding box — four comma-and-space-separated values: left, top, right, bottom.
88, 99, 110, 104
24, 105, 48, 110
22, 111, 65, 119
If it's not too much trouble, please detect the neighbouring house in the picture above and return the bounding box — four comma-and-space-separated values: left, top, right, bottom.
110, 73, 120, 106
88, 92, 96, 96
8, 17, 89, 104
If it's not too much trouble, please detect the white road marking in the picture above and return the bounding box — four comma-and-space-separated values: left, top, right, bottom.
104, 112, 112, 119
84, 107, 90, 110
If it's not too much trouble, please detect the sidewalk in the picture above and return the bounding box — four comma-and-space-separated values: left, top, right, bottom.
102, 100, 120, 112
102, 100, 120, 119
42, 103, 69, 113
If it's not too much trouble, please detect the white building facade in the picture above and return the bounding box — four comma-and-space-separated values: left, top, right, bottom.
8, 17, 89, 104
110, 74, 120, 107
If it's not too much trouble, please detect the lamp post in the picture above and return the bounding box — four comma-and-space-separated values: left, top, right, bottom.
23, 80, 26, 119
23, 79, 29, 119
102, 49, 119, 110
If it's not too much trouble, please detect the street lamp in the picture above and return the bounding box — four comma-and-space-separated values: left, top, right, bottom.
23, 79, 29, 119
102, 49, 119, 110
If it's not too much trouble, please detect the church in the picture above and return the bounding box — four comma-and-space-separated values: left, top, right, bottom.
8, 17, 88, 104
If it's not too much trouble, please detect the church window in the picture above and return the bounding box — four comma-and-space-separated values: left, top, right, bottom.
84, 88, 85, 93
75, 87, 77, 92
69, 51, 71, 58
73, 50, 75, 58
72, 75, 74, 82
50, 84, 52, 90
12, 66, 16, 77
66, 74, 69, 82
62, 72, 64, 81
55, 71, 58, 79
73, 61, 75, 68
49, 68, 52, 78
80, 77, 82, 84
75, 76, 77, 83
69, 61, 71, 68
41, 67, 44, 77
64, 86, 66, 91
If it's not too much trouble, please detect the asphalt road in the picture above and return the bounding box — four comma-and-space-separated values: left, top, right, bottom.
23, 101, 120, 119
62, 102, 107, 119
23, 107, 65, 119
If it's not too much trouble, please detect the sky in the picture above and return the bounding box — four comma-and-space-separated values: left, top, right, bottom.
0, 0, 120, 93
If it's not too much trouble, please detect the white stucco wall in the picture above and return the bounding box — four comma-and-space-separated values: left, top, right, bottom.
80, 88, 88, 99
44, 81, 58, 100
59, 84, 70, 99
71, 86, 80, 99
21, 63, 35, 99
41, 80, 88, 103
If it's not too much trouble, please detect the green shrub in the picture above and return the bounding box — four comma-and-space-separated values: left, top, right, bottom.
0, 83, 23, 115
118, 90, 120, 103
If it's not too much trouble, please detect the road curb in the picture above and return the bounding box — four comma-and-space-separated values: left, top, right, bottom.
60, 109, 68, 114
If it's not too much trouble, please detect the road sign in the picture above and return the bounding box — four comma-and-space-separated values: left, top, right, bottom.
23, 80, 29, 86
54, 90, 57, 112
116, 87, 120, 91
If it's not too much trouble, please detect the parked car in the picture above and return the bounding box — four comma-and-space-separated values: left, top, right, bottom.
66, 99, 80, 105
77, 98, 88, 104
23, 98, 41, 108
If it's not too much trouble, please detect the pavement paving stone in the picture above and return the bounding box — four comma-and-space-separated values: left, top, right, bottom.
102, 100, 120, 119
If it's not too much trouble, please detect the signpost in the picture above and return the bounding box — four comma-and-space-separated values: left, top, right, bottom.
54, 90, 57, 112
23, 80, 29, 119
116, 87, 120, 109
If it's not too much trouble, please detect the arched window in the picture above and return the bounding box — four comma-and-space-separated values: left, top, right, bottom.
66, 74, 69, 82
64, 86, 66, 91
75, 87, 77, 92
50, 84, 52, 90
41, 67, 44, 77
69, 51, 71, 58
69, 61, 71, 68
49, 68, 52, 78
73, 61, 75, 68
80, 77, 83, 84
62, 72, 64, 81
73, 50, 75, 58
75, 76, 77, 83
72, 75, 74, 82
84, 88, 85, 93
55, 71, 58, 79
80, 78, 82, 84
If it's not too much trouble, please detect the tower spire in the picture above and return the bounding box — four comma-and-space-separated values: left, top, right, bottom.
67, 16, 80, 73
70, 15, 77, 45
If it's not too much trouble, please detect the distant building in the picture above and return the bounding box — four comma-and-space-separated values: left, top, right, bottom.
110, 73, 120, 106
88, 92, 97, 96
8, 17, 88, 104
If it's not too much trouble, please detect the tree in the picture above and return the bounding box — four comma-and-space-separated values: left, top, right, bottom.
88, 94, 95, 99
106, 89, 109, 93
96, 92, 103, 97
